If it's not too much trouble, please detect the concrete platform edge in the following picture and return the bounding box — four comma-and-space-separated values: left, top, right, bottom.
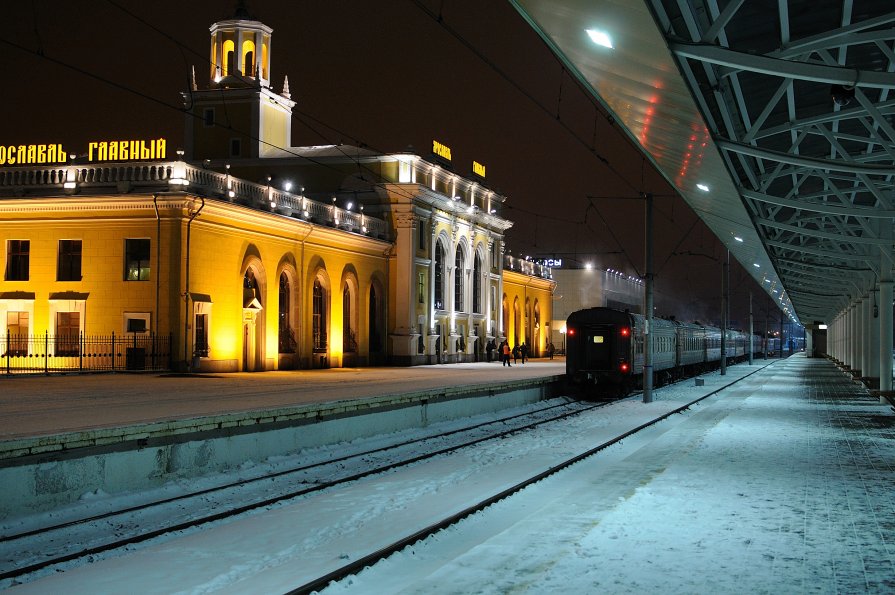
0, 374, 566, 463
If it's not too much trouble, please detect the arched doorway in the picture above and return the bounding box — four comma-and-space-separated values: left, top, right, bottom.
242, 268, 263, 371
312, 276, 328, 368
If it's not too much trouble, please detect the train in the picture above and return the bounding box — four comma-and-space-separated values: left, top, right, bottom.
565, 307, 762, 397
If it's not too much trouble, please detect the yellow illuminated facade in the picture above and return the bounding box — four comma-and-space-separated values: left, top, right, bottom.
0, 6, 553, 372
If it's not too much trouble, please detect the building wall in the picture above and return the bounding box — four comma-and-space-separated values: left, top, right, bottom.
0, 192, 390, 373
501, 270, 555, 357
549, 268, 642, 350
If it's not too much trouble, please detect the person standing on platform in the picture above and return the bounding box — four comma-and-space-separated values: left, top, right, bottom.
501, 341, 512, 366
547, 341, 555, 360
512, 344, 519, 365
520, 342, 528, 364
486, 339, 495, 363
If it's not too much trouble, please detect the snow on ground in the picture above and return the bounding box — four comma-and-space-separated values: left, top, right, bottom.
321, 356, 895, 594
6, 356, 894, 594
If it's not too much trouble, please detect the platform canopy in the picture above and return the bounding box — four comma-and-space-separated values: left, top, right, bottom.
511, 0, 895, 325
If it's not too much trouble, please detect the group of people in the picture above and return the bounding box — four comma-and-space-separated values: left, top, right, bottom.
485, 339, 528, 366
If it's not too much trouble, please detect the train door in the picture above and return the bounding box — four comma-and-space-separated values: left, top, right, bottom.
584, 325, 613, 370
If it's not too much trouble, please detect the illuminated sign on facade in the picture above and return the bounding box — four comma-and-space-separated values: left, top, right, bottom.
88, 138, 167, 162
472, 160, 486, 178
0, 144, 67, 166
0, 138, 168, 166
432, 140, 452, 162
537, 258, 563, 268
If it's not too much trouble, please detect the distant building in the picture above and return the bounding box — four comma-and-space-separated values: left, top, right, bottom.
550, 267, 642, 351
0, 6, 553, 372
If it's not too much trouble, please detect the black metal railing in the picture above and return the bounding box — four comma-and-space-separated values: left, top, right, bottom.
2, 332, 172, 374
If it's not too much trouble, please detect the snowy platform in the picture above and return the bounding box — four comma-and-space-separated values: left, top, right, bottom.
6, 354, 894, 593
0, 361, 565, 460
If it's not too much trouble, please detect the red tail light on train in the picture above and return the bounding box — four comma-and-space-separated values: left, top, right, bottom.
619, 361, 630, 373
619, 327, 630, 337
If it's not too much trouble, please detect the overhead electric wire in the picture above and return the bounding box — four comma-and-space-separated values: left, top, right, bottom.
408, 0, 642, 196
12, 0, 694, 269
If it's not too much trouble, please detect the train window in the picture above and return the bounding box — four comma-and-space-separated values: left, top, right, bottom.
592, 335, 604, 344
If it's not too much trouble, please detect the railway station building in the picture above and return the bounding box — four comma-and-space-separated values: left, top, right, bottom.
0, 8, 554, 373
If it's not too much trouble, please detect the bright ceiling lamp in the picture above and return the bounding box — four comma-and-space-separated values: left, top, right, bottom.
696, 183, 709, 192
586, 29, 613, 49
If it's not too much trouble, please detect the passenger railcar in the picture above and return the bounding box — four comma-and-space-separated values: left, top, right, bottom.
565, 307, 758, 396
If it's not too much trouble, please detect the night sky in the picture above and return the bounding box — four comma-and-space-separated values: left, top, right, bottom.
2, 0, 782, 330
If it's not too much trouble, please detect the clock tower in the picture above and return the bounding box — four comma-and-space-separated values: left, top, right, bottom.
183, 2, 295, 160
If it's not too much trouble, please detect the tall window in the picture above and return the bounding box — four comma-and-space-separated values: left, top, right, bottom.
124, 239, 150, 281
5, 240, 29, 281
473, 253, 482, 313
57, 240, 82, 281
343, 286, 356, 352
194, 313, 209, 357
455, 247, 465, 312
55, 311, 80, 356
278, 273, 295, 353
6, 311, 29, 356
418, 220, 426, 250
418, 272, 425, 304
313, 279, 327, 351
370, 285, 381, 353
434, 242, 444, 310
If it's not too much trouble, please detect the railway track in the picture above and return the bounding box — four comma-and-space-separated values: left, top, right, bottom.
289, 362, 772, 594
0, 398, 608, 585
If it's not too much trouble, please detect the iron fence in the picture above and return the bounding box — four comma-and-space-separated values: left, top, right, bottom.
2, 332, 173, 375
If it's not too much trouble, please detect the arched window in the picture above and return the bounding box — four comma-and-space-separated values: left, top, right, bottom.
223, 40, 235, 77
455, 246, 465, 312
369, 285, 381, 353
343, 285, 357, 352
502, 294, 509, 338
242, 40, 256, 76
313, 279, 326, 351
244, 269, 260, 306
473, 252, 482, 313
278, 272, 295, 353
434, 241, 445, 310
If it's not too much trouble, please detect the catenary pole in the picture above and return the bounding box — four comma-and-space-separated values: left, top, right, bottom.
721, 250, 728, 375
749, 291, 753, 365
643, 193, 654, 404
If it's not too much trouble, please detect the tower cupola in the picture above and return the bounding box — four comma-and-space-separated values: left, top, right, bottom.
209, 2, 272, 89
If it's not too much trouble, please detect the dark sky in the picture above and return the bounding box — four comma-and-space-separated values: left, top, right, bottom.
2, 0, 783, 330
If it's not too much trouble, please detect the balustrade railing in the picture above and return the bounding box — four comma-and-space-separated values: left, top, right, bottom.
0, 161, 389, 239
503, 254, 553, 280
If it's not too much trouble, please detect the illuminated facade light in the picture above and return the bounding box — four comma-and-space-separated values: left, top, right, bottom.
586, 29, 613, 49
63, 167, 78, 190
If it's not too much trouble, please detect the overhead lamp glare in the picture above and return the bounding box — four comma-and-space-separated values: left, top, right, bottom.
696, 183, 710, 192
586, 29, 613, 49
